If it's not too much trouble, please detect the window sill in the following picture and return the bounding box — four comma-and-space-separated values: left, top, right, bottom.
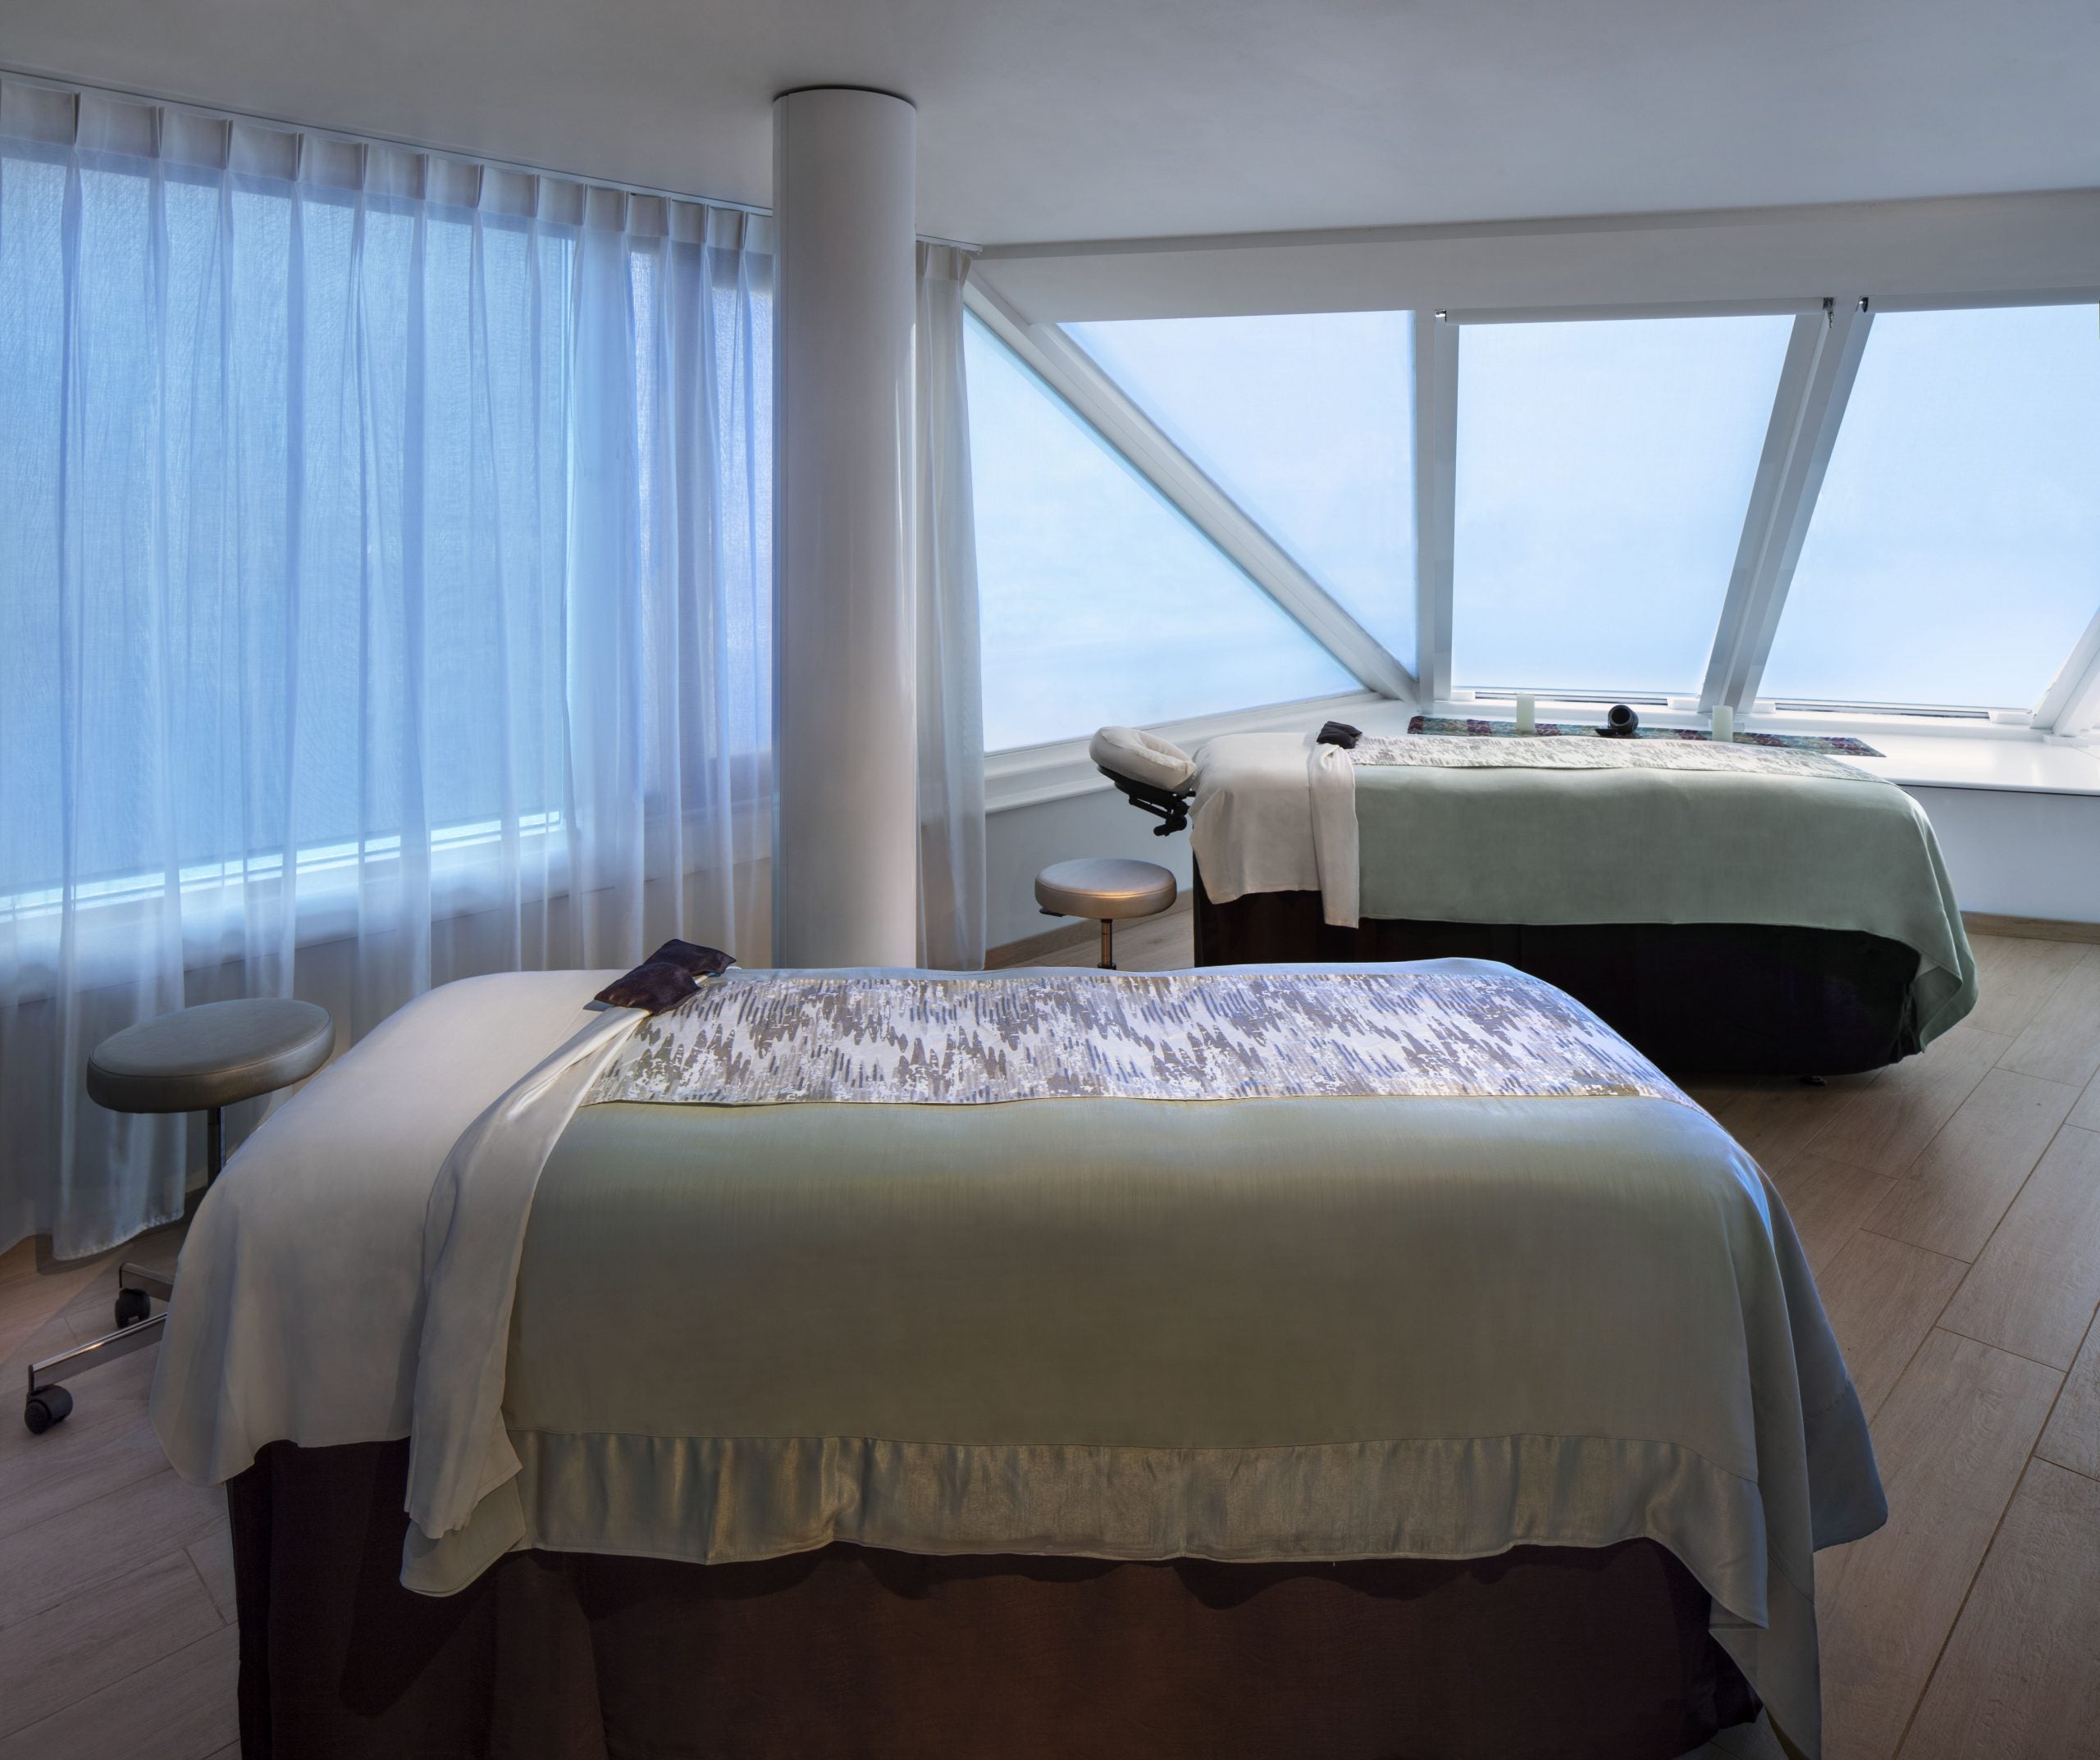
1846, 733, 2100, 798
1444, 694, 2100, 796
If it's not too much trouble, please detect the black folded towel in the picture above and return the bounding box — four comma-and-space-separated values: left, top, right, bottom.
593, 940, 737, 1014
1317, 720, 1363, 749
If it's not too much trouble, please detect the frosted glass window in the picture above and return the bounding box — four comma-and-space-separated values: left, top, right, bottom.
1760, 304, 2100, 710
1452, 315, 1793, 695
966, 316, 1354, 751
1066, 313, 1416, 661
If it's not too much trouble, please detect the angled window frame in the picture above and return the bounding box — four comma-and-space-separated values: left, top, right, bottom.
963, 302, 1368, 754
1413, 289, 2100, 732
1060, 307, 1422, 669
968, 273, 2100, 749
963, 280, 1418, 706
1731, 289, 2100, 731
1413, 297, 1830, 716
1699, 299, 1874, 718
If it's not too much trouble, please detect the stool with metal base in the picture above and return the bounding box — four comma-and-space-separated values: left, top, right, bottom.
24, 997, 335, 1434
1034, 858, 1178, 970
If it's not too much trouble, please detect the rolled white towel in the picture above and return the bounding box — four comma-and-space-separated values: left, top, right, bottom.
1089, 725, 1196, 791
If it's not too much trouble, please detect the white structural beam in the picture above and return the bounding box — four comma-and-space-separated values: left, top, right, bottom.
1698, 312, 1829, 713
1444, 297, 1824, 326
971, 190, 2100, 325
963, 280, 1418, 703
2035, 602, 2100, 734
772, 88, 920, 968
1700, 299, 1874, 714
1412, 310, 1459, 704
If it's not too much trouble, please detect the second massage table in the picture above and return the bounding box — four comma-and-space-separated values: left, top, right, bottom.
1184, 731, 1977, 1074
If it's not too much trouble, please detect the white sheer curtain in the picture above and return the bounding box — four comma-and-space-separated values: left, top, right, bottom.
914, 244, 985, 969
0, 79, 773, 1258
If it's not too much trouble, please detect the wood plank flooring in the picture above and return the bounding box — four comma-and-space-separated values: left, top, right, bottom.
2, 928, 2097, 1758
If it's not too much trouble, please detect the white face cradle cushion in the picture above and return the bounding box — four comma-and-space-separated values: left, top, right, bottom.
1089, 726, 1196, 791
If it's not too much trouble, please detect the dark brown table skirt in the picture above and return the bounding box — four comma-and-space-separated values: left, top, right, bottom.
230, 1439, 1758, 1759
1194, 873, 1921, 1076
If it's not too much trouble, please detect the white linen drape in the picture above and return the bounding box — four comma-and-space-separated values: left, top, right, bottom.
913, 244, 986, 970
0, 78, 774, 1258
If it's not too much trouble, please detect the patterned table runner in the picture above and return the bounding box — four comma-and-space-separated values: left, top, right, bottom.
1408, 714, 1880, 756
585, 969, 1690, 1108
1356, 732, 1878, 783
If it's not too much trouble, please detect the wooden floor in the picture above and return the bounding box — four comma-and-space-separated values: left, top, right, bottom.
3, 924, 2098, 1758
0, 1220, 233, 1759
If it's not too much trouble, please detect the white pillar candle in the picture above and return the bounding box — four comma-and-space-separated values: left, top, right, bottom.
1710, 704, 1734, 743
1514, 694, 1536, 735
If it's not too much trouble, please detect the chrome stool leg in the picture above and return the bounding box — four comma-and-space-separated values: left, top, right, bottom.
23, 1123, 189, 1434
23, 1262, 173, 1434
29, 1113, 235, 1428
1098, 919, 1116, 970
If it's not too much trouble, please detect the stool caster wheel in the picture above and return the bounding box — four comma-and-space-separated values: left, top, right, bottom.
115, 1287, 153, 1329
25, 1385, 72, 1434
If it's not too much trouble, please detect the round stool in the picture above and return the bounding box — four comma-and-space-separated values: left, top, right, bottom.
87, 997, 336, 1183
1034, 858, 1177, 970
29, 997, 336, 1435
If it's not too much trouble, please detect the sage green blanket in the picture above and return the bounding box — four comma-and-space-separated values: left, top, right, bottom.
1354, 765, 1974, 1042
385, 962, 1884, 1759
1191, 732, 1978, 1048
153, 961, 1884, 1758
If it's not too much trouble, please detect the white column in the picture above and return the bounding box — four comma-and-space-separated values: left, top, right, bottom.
771, 88, 920, 968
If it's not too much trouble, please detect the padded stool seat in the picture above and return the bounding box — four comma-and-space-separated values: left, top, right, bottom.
30, 996, 336, 1437
1034, 858, 1177, 969
87, 997, 335, 1115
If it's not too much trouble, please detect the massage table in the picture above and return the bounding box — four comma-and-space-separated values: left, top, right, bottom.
150, 960, 1886, 1759
1133, 729, 1979, 1075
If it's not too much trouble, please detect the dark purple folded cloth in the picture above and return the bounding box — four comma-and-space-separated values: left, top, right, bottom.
646, 938, 737, 978
593, 941, 737, 1014
593, 962, 699, 1015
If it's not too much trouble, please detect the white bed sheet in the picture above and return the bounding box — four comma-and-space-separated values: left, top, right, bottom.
151, 969, 627, 1488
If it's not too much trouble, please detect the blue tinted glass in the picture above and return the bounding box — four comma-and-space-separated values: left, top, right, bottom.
1066, 313, 1416, 662
1761, 304, 2100, 710
966, 316, 1354, 751
1453, 314, 1792, 695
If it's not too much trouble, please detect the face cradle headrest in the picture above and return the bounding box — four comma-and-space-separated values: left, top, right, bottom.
1089, 726, 1196, 792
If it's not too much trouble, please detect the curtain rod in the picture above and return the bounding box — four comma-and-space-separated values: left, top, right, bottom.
0, 61, 982, 252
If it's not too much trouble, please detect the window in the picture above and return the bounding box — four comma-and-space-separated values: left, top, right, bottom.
1760, 303, 2100, 711
2, 81, 776, 1261
1450, 314, 1793, 697
966, 315, 1354, 751
0, 123, 769, 917
1066, 312, 1417, 661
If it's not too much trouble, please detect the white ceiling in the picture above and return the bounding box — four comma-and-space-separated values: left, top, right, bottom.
5, 0, 2099, 246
